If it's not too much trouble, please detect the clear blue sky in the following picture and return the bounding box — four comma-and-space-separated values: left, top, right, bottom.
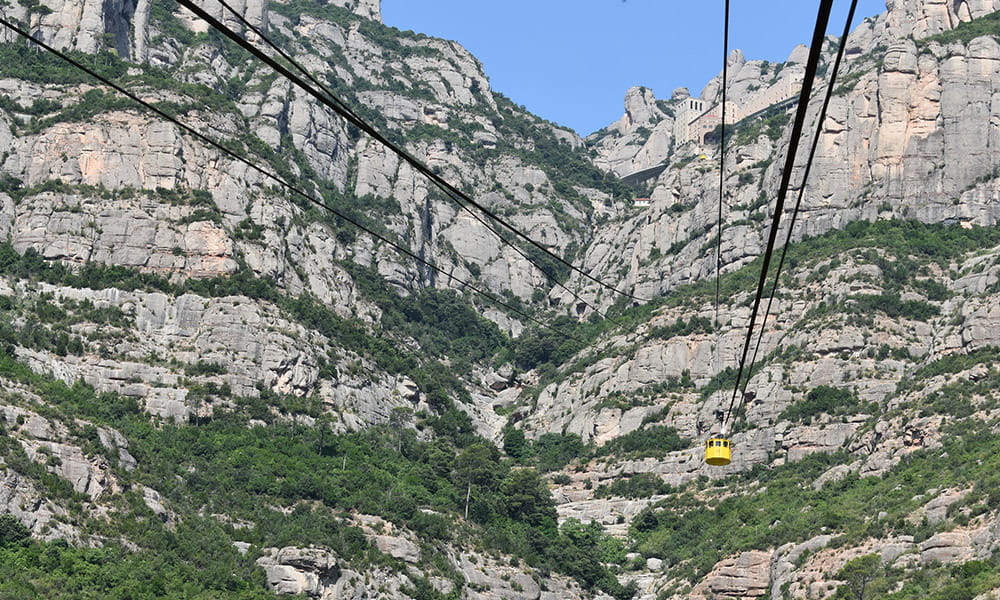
381, 1, 887, 135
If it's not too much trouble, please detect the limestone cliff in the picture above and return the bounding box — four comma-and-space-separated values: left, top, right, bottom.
2, 0, 1000, 599
576, 0, 1000, 307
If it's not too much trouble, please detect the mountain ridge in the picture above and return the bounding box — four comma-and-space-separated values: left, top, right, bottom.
2, 0, 1000, 599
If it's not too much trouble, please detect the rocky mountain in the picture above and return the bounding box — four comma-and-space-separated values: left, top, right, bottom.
3, 0, 1000, 599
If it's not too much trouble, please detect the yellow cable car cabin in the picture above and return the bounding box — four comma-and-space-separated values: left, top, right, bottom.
705, 438, 732, 466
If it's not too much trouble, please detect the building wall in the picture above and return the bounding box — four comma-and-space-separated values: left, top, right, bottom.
679, 75, 804, 145
673, 98, 709, 141
740, 74, 804, 119
687, 101, 740, 144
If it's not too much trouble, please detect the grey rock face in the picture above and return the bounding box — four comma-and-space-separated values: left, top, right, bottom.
877, 0, 1000, 41
141, 486, 173, 523
22, 439, 114, 498
580, 3, 1000, 313
10, 192, 238, 278
372, 534, 421, 563
768, 535, 835, 599
0, 402, 152, 542
620, 86, 664, 130
3, 0, 1000, 598
589, 86, 674, 176
256, 546, 340, 597
0, 278, 411, 432
335, 0, 381, 23
691, 550, 771, 599
255, 518, 595, 600
920, 531, 975, 563
922, 488, 970, 524
0, 470, 80, 541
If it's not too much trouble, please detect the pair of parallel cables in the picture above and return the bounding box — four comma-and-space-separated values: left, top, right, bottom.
0, 0, 859, 378
176, 0, 642, 321
0, 2, 643, 343
718, 0, 860, 432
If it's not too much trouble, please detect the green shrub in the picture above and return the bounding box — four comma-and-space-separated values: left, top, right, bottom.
534, 432, 585, 472
919, 11, 1000, 47
0, 515, 30, 547
594, 425, 689, 459
778, 385, 875, 424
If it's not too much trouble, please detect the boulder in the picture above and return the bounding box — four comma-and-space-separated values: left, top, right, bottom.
692, 550, 771, 598
256, 546, 340, 597
920, 531, 974, 564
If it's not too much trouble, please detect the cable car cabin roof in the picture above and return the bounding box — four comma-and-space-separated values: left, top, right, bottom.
705, 438, 732, 466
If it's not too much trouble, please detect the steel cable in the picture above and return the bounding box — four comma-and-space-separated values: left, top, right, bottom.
722, 0, 836, 430
731, 0, 861, 425
0, 16, 593, 347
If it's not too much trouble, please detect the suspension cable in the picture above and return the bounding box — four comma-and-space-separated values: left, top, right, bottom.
722, 0, 835, 429
709, 0, 731, 436
732, 0, 860, 424
715, 0, 730, 328
176, 0, 646, 305
0, 16, 592, 347
207, 0, 626, 325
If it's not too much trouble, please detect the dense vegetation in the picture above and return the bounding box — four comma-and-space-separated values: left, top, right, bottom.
1, 192, 996, 599
778, 385, 877, 424
628, 338, 1000, 590
0, 529, 276, 599
0, 346, 637, 597
834, 554, 1000, 600
632, 420, 1000, 584
919, 9, 1000, 47
5, 0, 1000, 594
504, 219, 1000, 415
345, 264, 507, 372
0, 42, 126, 85
593, 425, 688, 459
481, 219, 1000, 593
